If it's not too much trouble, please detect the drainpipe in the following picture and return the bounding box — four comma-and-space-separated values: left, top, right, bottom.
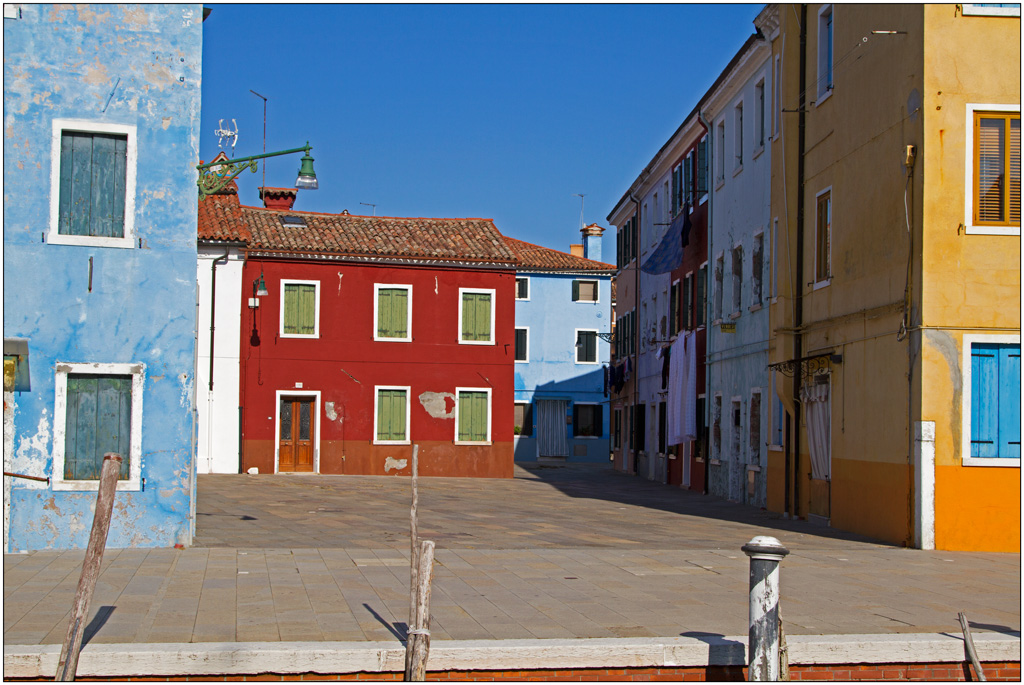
209, 249, 230, 392
792, 3, 808, 519
628, 191, 641, 475
697, 109, 713, 495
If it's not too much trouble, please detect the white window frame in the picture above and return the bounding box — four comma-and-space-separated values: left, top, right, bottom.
816, 4, 834, 102
575, 328, 600, 365
458, 287, 496, 345
715, 121, 727, 187
515, 326, 530, 363
963, 103, 1021, 236
734, 101, 745, 173
773, 55, 782, 136
373, 283, 413, 342
814, 186, 833, 289
373, 385, 411, 446
454, 386, 492, 445
961, 333, 1021, 467
515, 276, 530, 301
279, 279, 321, 339
573, 279, 600, 304
754, 77, 767, 157
573, 402, 602, 439
48, 119, 138, 249
962, 4, 1021, 16
273, 389, 322, 473
52, 362, 144, 491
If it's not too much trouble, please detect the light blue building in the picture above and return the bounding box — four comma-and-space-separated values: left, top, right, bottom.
3, 4, 204, 551
504, 226, 615, 463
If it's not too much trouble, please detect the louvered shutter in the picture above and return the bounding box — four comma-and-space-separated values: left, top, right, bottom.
976, 117, 1006, 224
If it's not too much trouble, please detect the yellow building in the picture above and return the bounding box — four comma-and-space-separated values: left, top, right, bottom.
761, 3, 1019, 551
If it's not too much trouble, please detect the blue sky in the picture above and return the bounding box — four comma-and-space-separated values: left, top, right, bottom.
200, 4, 762, 260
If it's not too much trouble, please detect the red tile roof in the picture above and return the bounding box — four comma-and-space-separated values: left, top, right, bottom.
502, 236, 615, 273
197, 182, 252, 243
198, 192, 515, 264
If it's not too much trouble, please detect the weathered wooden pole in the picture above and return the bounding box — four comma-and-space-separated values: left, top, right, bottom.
55, 453, 122, 682
741, 535, 790, 682
959, 612, 987, 681
405, 539, 435, 681
408, 444, 420, 625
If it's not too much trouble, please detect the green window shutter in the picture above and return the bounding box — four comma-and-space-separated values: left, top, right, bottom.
377, 288, 408, 339
65, 374, 131, 481
572, 280, 580, 301
377, 390, 407, 441
462, 293, 491, 341
458, 391, 488, 442
58, 132, 127, 238
285, 284, 317, 335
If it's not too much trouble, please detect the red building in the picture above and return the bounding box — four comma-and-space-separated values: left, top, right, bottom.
200, 187, 517, 478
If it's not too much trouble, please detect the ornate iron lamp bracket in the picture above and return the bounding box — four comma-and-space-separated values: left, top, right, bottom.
767, 351, 837, 380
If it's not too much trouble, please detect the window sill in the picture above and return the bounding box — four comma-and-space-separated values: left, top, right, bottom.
962, 457, 1020, 467
713, 318, 723, 326
575, 360, 600, 365
746, 464, 762, 472
515, 359, 529, 364
964, 223, 1020, 236
574, 435, 601, 440
573, 300, 600, 304
47, 233, 135, 249
748, 303, 763, 313
752, 145, 765, 161
812, 279, 831, 291
710, 458, 721, 466
715, 177, 726, 192
51, 479, 141, 492
732, 164, 744, 178
729, 311, 742, 320
455, 441, 492, 447
373, 440, 410, 446
699, 194, 708, 206
281, 333, 320, 339
459, 339, 495, 346
814, 88, 834, 107
374, 336, 412, 343
515, 297, 530, 302
768, 444, 783, 452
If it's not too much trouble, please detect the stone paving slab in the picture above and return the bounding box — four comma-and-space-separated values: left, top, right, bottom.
3, 464, 1020, 647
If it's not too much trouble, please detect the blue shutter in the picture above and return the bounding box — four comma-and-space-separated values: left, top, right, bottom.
65, 374, 131, 480
999, 346, 1020, 458
58, 132, 127, 237
972, 343, 1021, 458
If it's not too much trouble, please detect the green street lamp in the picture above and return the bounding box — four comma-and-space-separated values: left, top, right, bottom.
196, 142, 319, 199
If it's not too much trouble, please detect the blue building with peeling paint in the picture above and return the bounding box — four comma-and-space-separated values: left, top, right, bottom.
503, 226, 615, 463
2, 4, 204, 551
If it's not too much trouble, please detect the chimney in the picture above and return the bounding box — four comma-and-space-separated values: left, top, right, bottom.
259, 187, 298, 211
570, 244, 584, 257
581, 223, 605, 262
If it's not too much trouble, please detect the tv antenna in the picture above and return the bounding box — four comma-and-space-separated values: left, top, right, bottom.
250, 89, 268, 188
573, 193, 586, 230
359, 202, 377, 216
214, 119, 238, 151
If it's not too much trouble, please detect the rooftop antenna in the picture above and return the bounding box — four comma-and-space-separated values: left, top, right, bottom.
214, 119, 238, 152
359, 202, 377, 216
573, 193, 586, 231
250, 89, 268, 188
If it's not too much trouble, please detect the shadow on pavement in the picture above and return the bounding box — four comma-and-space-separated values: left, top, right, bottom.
515, 462, 892, 547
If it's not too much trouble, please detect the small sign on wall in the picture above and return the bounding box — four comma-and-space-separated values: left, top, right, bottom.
720, 323, 737, 333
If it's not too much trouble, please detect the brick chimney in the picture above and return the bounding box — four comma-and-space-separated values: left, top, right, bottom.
259, 187, 298, 211
570, 244, 584, 257
581, 223, 605, 262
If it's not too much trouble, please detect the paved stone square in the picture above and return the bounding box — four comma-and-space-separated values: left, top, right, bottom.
4, 464, 1020, 646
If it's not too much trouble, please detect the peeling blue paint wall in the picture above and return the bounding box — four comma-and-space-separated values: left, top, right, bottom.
3, 4, 202, 551
513, 273, 612, 462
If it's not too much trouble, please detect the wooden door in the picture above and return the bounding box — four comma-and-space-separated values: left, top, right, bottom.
279, 397, 315, 472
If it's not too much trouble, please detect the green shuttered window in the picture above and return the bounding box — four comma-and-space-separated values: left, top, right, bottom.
461, 291, 492, 342
58, 132, 128, 238
63, 374, 132, 481
376, 287, 410, 340
457, 390, 489, 442
376, 388, 408, 443
576, 330, 597, 363
283, 283, 317, 336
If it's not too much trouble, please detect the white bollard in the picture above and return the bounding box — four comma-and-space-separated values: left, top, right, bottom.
741, 535, 790, 681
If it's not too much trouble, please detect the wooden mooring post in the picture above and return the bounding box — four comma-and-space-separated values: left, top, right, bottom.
55, 453, 122, 682
405, 539, 436, 681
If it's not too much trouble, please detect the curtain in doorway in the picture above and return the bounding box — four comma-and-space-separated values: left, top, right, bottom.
801, 382, 831, 480
537, 399, 569, 457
